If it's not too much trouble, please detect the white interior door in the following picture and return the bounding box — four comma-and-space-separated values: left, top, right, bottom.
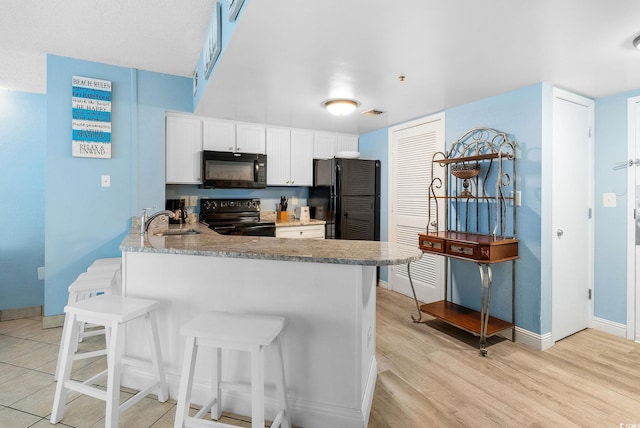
551, 89, 594, 342
627, 96, 640, 341
388, 114, 445, 303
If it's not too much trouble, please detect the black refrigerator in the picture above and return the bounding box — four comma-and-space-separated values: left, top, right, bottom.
308, 158, 380, 240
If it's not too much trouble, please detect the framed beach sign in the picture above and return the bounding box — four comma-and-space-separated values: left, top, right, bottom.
71, 76, 112, 159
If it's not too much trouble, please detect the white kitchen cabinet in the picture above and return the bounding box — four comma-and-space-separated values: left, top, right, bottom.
166, 114, 202, 184
289, 129, 314, 186
266, 127, 291, 185
236, 123, 266, 154
202, 119, 236, 152
313, 132, 337, 159
336, 134, 359, 153
275, 224, 325, 239
266, 128, 313, 186
203, 120, 265, 154
314, 132, 358, 159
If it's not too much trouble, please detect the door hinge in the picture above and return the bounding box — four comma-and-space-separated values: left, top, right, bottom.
588, 127, 592, 138
588, 289, 592, 300
588, 208, 592, 219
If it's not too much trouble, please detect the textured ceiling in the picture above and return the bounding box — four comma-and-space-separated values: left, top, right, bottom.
0, 0, 214, 93
3, 1, 640, 134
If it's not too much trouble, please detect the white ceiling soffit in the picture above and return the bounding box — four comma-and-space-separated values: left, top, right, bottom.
0, 0, 214, 93
197, 0, 640, 134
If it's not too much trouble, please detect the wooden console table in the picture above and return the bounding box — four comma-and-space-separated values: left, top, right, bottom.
418, 231, 518, 355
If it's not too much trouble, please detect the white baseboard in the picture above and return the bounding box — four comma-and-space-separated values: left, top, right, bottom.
592, 316, 627, 338
377, 279, 389, 289
43, 314, 65, 329
498, 327, 553, 350
0, 305, 42, 322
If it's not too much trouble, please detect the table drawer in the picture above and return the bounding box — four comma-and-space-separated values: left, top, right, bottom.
418, 235, 445, 254
447, 241, 477, 258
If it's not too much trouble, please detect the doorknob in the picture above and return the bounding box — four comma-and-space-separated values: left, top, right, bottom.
556, 229, 564, 238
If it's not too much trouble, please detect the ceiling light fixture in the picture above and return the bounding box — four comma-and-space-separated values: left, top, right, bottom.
634, 35, 640, 50
323, 99, 359, 116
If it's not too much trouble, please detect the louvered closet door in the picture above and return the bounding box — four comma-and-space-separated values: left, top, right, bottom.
389, 114, 445, 303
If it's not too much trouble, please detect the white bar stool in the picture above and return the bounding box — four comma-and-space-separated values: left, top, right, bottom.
174, 311, 291, 428
51, 294, 168, 428
53, 269, 122, 381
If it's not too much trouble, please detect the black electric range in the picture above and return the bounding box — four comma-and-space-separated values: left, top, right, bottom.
199, 198, 275, 237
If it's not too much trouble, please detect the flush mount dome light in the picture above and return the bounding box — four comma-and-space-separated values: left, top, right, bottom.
634, 35, 640, 50
323, 99, 359, 116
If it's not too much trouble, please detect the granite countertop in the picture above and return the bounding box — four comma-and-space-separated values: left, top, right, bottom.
120, 222, 422, 267
260, 211, 326, 227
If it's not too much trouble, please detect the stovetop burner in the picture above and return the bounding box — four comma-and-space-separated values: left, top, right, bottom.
199, 198, 275, 237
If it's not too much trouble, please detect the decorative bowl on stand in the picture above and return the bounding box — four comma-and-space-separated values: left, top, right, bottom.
451, 164, 480, 197
451, 164, 480, 179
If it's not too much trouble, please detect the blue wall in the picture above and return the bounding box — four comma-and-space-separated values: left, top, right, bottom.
446, 84, 543, 334
0, 91, 46, 310
593, 89, 640, 323
44, 55, 192, 317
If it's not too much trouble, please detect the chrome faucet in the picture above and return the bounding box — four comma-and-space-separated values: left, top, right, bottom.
142, 209, 175, 233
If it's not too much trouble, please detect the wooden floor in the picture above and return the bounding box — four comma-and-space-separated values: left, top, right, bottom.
370, 288, 640, 428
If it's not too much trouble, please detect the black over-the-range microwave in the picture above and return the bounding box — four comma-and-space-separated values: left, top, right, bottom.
201, 150, 267, 189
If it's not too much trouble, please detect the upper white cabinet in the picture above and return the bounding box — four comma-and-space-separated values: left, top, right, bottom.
202, 119, 235, 152
166, 114, 202, 184
336, 134, 359, 153
290, 129, 314, 186
267, 128, 313, 186
314, 132, 359, 158
313, 132, 337, 159
266, 128, 291, 186
202, 119, 266, 154
236, 123, 266, 154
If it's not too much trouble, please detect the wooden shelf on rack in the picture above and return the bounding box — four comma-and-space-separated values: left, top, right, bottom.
434, 152, 512, 164
420, 300, 513, 337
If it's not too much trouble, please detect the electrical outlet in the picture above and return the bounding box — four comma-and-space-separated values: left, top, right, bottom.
510, 191, 522, 206
190, 196, 198, 207
101, 175, 110, 187
291, 196, 299, 205
37, 267, 45, 281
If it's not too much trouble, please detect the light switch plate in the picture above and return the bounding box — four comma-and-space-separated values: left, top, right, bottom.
101, 175, 110, 187
603, 192, 616, 208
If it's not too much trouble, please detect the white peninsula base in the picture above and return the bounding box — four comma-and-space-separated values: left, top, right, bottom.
121, 251, 377, 428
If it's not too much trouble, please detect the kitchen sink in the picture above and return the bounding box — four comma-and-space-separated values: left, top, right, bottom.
154, 229, 201, 236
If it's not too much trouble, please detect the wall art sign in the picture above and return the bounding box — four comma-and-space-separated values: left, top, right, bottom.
204, 2, 222, 79
228, 0, 245, 22
72, 76, 112, 158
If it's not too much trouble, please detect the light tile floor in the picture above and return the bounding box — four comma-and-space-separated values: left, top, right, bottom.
0, 316, 259, 428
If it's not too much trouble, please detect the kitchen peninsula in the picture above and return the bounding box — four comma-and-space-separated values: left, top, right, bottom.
120, 223, 421, 428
